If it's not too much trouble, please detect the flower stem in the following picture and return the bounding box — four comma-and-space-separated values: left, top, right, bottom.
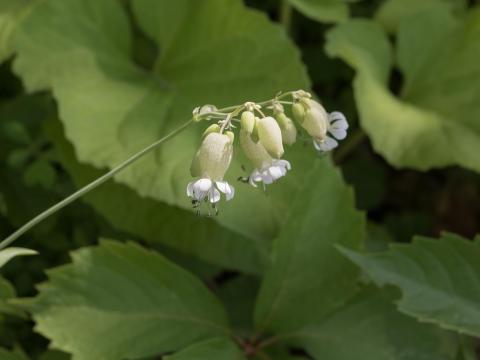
333, 128, 367, 164
280, 0, 293, 32
0, 119, 193, 250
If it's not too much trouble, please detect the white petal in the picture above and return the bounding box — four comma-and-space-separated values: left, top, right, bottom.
322, 136, 339, 151
329, 112, 348, 129
249, 176, 258, 188
328, 127, 347, 140
208, 188, 221, 203
261, 170, 274, 184
215, 181, 235, 201
268, 166, 284, 180
225, 184, 235, 201
215, 180, 230, 194
186, 182, 195, 197
194, 178, 213, 192
314, 137, 338, 152
251, 170, 262, 182
274, 159, 291, 171
192, 178, 212, 200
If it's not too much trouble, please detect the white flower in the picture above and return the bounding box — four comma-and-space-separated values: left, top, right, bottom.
240, 129, 291, 188
188, 132, 234, 214
248, 159, 291, 188
312, 111, 349, 152
187, 178, 234, 203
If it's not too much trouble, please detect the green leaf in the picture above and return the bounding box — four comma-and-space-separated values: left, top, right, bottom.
216, 276, 259, 336
254, 159, 365, 333
0, 347, 29, 360
0, 193, 6, 215
325, 10, 480, 174
0, 247, 37, 268
288, 0, 349, 23
0, 0, 31, 63
45, 118, 270, 274
38, 350, 69, 360
13, 0, 309, 241
164, 338, 245, 360
0, 276, 23, 317
28, 240, 229, 360
23, 158, 57, 189
375, 0, 467, 32
365, 222, 393, 253
296, 288, 458, 360
339, 233, 480, 337
457, 335, 477, 360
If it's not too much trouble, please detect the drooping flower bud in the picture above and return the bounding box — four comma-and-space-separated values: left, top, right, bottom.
190, 132, 233, 181
291, 94, 349, 153
202, 124, 220, 138
256, 116, 284, 159
275, 112, 297, 146
296, 98, 328, 140
240, 129, 291, 187
240, 111, 255, 134
240, 129, 273, 170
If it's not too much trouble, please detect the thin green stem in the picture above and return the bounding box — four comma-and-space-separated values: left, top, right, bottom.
0, 119, 193, 250
0, 91, 298, 249
280, 0, 293, 32
333, 128, 367, 164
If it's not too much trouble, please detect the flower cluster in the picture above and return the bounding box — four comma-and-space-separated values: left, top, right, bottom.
187, 90, 348, 214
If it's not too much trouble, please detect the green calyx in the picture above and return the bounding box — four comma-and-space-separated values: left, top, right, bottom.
190, 132, 233, 181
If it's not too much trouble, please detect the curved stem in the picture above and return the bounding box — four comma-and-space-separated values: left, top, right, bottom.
333, 128, 367, 164
280, 0, 293, 32
0, 119, 193, 250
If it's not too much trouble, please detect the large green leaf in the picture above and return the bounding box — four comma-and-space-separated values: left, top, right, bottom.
254, 159, 365, 333
165, 338, 245, 360
295, 288, 458, 360
0, 347, 28, 360
375, 0, 467, 32
45, 118, 270, 274
28, 240, 229, 360
0, 247, 37, 269
325, 10, 480, 174
288, 0, 348, 23
12, 0, 310, 241
0, 0, 31, 62
0, 276, 23, 317
340, 233, 480, 337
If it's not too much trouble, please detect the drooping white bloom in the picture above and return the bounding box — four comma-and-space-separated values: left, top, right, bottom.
186, 178, 234, 203
240, 129, 291, 188
248, 159, 291, 188
313, 112, 349, 152
292, 96, 348, 153
188, 132, 235, 211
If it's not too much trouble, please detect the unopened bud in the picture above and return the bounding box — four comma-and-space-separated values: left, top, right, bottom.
275, 113, 297, 146
225, 131, 235, 143
202, 124, 220, 138
190, 133, 233, 181
292, 98, 328, 140
240, 111, 255, 133
256, 116, 284, 159
302, 99, 328, 140
292, 103, 305, 124
240, 129, 273, 170
193, 104, 218, 122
